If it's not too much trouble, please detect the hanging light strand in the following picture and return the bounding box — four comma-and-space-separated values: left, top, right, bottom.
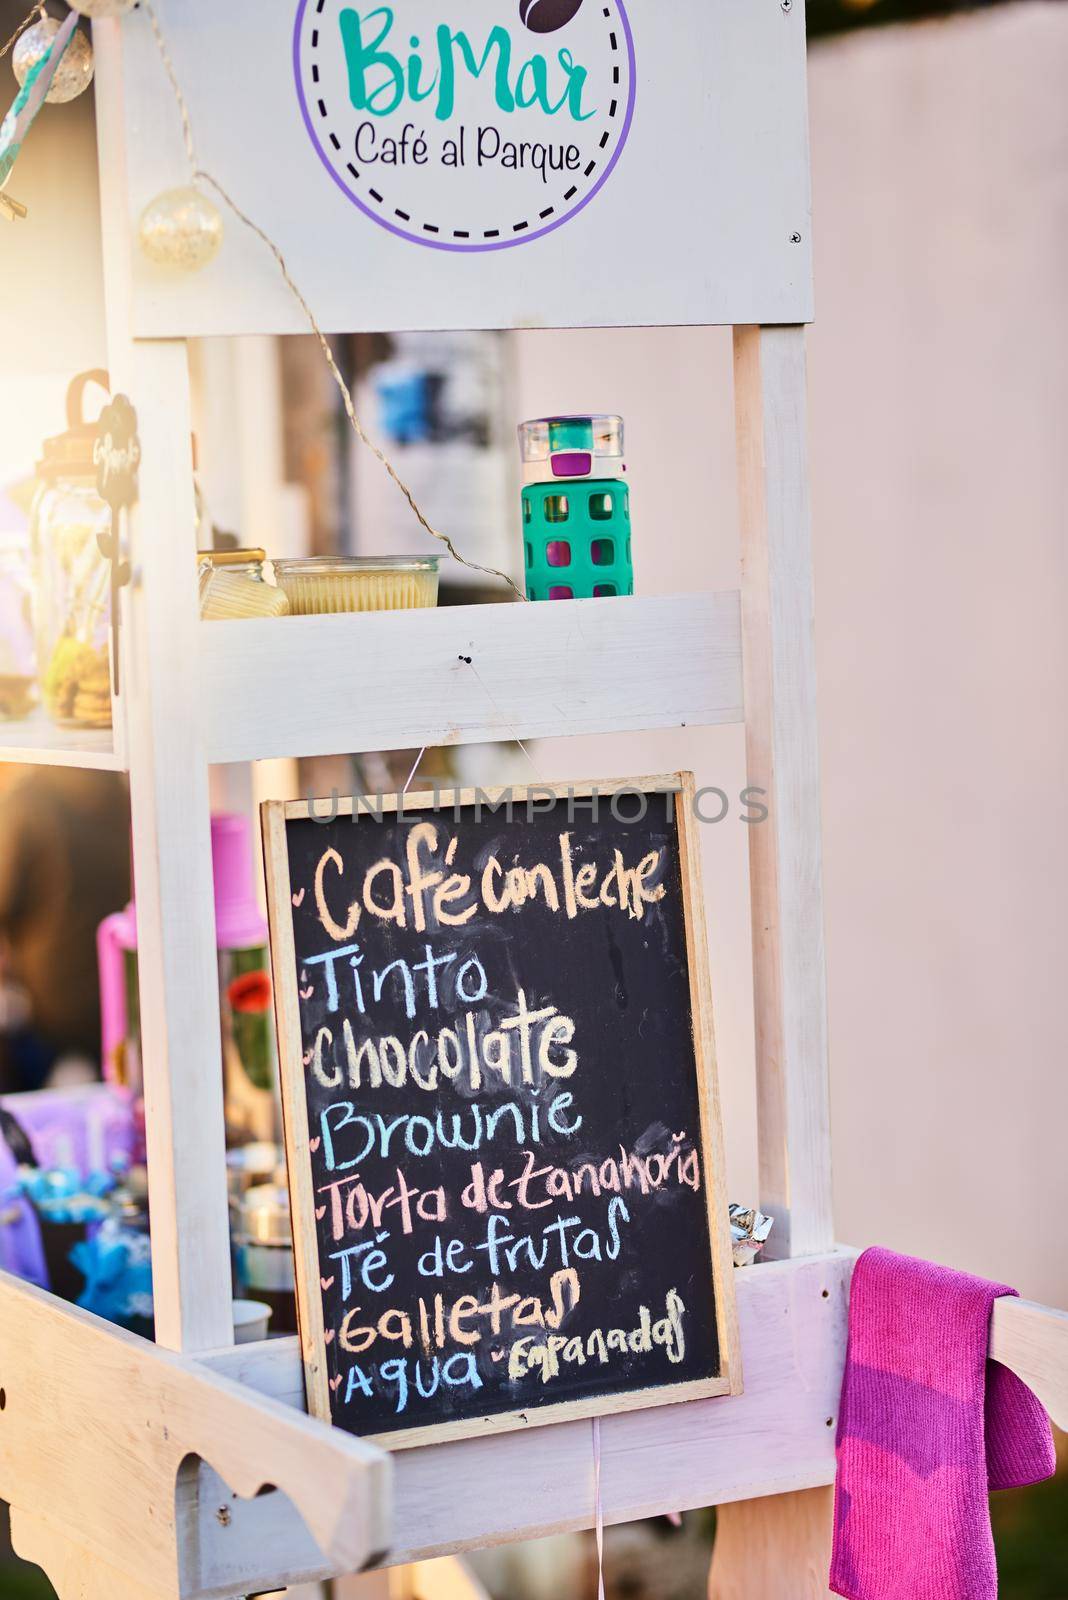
1, 4, 45, 60
140, 1, 527, 602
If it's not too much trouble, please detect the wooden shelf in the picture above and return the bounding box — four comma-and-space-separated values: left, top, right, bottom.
0, 708, 122, 771
189, 1253, 849, 1594
199, 592, 744, 765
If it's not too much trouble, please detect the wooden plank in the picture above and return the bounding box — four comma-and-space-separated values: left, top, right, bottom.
10, 1509, 172, 1600
396, 1558, 493, 1600
0, 712, 122, 772
190, 1251, 852, 1592
262, 798, 332, 1427
734, 325, 833, 1260
200, 592, 743, 765
189, 1264, 1068, 1596
990, 1297, 1068, 1430
675, 773, 743, 1399
94, 24, 234, 1352
0, 1273, 392, 1596
118, 0, 812, 338
709, 1488, 834, 1600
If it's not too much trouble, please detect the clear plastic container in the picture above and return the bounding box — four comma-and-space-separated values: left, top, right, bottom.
272, 555, 440, 616
32, 478, 113, 729
30, 373, 113, 730
198, 549, 290, 621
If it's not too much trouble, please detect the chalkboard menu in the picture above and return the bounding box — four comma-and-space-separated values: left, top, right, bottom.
263, 777, 739, 1448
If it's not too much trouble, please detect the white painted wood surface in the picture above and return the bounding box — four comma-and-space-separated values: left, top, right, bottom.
397, 1558, 493, 1600
991, 1297, 1068, 1431
0, 711, 122, 771
12, 1510, 176, 1600
189, 1253, 850, 1592
117, 0, 812, 338
95, 26, 234, 1353
200, 592, 742, 764
710, 1487, 834, 1600
0, 1272, 391, 1596
734, 326, 833, 1260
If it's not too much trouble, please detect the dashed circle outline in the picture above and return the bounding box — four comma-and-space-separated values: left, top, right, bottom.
293, 0, 637, 253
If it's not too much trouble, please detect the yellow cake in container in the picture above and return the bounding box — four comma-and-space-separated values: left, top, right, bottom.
199, 549, 290, 620
272, 556, 440, 616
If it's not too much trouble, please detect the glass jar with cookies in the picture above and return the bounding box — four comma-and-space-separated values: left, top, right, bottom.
30, 372, 113, 731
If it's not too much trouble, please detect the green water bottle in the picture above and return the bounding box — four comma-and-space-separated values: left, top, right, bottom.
518, 415, 633, 601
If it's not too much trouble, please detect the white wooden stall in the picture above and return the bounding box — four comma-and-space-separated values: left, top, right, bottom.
0, 3, 1065, 1597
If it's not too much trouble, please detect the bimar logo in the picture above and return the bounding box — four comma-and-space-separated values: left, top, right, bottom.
294, 1, 636, 251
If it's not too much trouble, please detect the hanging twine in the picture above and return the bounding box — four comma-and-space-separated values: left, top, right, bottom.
140, 1, 527, 602
1, 4, 45, 60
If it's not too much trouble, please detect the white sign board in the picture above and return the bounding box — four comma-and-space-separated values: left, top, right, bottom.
118, 0, 813, 335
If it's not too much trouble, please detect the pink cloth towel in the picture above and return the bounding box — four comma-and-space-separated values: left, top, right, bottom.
830, 1247, 1056, 1600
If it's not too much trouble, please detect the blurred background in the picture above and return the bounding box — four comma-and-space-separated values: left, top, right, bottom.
0, 0, 1065, 1593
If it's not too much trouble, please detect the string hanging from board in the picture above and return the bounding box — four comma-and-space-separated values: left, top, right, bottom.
460, 654, 545, 781
0, 6, 46, 62
138, 0, 527, 603
592, 1416, 607, 1600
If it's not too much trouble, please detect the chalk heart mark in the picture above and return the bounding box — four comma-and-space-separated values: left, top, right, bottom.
300, 985, 314, 1001
330, 1374, 343, 1393
309, 1136, 321, 1153
324, 1328, 335, 1344
292, 888, 306, 907
321, 1275, 335, 1291
315, 1205, 327, 1221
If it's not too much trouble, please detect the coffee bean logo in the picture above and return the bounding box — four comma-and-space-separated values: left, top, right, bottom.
519, 0, 585, 33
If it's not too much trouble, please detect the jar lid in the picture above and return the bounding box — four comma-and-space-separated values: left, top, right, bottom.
272, 555, 440, 575
198, 548, 268, 568
518, 415, 625, 484
518, 415, 624, 461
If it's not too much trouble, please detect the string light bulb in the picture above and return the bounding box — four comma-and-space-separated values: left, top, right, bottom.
138, 185, 224, 272
12, 16, 95, 103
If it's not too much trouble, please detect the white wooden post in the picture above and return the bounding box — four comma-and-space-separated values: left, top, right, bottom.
713, 324, 837, 1596
94, 22, 234, 1353
734, 324, 834, 1261
122, 343, 235, 1352
709, 1487, 835, 1600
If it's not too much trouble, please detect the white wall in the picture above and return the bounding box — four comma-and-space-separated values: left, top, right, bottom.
515, 0, 1068, 1308
808, 2, 1068, 1305
0, 69, 107, 494
512, 326, 758, 1210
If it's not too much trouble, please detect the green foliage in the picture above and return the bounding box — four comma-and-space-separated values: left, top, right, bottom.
0, 1564, 55, 1600
992, 1446, 1068, 1599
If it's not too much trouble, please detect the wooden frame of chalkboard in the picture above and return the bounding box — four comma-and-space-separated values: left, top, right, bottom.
263, 773, 741, 1450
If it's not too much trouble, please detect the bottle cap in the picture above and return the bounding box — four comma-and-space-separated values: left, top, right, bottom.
518, 415, 625, 485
